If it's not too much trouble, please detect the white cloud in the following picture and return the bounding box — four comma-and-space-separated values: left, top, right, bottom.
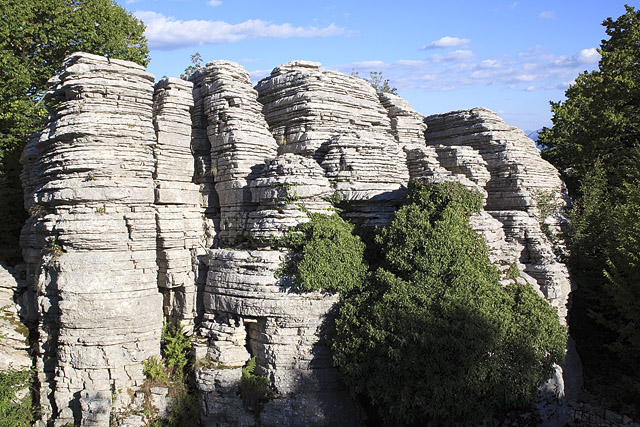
249, 69, 271, 83
207, 0, 222, 6
576, 48, 600, 64
339, 45, 601, 94
422, 36, 470, 50
134, 11, 346, 50
539, 11, 556, 20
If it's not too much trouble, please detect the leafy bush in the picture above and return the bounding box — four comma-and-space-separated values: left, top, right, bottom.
143, 356, 169, 386
161, 322, 192, 381
280, 213, 368, 294
142, 322, 199, 425
331, 182, 567, 424
239, 357, 270, 415
0, 368, 34, 427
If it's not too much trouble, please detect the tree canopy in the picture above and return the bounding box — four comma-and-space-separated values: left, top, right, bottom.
329, 182, 566, 424
0, 0, 149, 264
538, 5, 640, 194
539, 5, 640, 416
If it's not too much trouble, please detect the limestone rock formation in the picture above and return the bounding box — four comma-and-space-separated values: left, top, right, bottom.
0, 264, 31, 371
424, 108, 573, 322
256, 61, 409, 226
198, 60, 279, 244
20, 52, 163, 425
14, 54, 576, 426
153, 77, 203, 324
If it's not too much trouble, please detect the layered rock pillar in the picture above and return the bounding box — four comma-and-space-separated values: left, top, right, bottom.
20, 53, 163, 425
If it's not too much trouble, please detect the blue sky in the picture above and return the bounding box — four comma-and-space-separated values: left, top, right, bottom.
120, 0, 638, 131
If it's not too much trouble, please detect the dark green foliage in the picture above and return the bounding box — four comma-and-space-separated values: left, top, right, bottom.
161, 322, 192, 381
538, 6, 640, 415
0, 0, 149, 264
239, 357, 270, 415
331, 182, 566, 424
280, 213, 368, 294
0, 368, 34, 426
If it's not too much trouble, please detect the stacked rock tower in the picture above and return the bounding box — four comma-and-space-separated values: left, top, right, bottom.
17, 53, 574, 426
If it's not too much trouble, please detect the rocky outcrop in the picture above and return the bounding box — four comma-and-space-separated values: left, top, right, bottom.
15, 54, 576, 426
153, 77, 204, 325
424, 108, 572, 322
256, 61, 409, 226
20, 52, 163, 425
0, 264, 30, 371
198, 61, 279, 244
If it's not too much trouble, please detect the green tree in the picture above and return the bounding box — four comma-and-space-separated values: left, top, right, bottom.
351, 70, 398, 94
538, 6, 640, 413
539, 5, 640, 194
331, 182, 566, 424
181, 52, 203, 80
0, 0, 149, 264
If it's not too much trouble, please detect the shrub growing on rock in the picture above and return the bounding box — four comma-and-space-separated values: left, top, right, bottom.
331, 182, 567, 424
281, 212, 368, 294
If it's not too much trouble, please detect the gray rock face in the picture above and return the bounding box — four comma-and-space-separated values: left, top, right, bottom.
0, 264, 31, 371
256, 61, 409, 226
17, 54, 576, 426
199, 61, 279, 244
20, 52, 163, 425
153, 77, 204, 325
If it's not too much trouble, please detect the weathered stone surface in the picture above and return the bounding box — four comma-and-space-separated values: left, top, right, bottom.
20, 52, 163, 425
18, 54, 581, 427
424, 107, 568, 213
247, 153, 334, 240
0, 264, 31, 371
197, 248, 361, 424
379, 92, 426, 146
153, 77, 204, 325
256, 62, 409, 226
199, 61, 279, 243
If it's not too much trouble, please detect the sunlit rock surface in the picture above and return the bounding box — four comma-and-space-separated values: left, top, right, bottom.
16, 54, 575, 426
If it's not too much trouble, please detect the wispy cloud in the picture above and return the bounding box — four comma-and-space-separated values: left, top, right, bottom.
135, 11, 346, 50
207, 0, 222, 6
338, 45, 600, 93
421, 36, 470, 50
539, 10, 556, 20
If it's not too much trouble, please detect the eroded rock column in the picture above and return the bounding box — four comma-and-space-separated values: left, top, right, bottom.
20, 53, 163, 425
152, 77, 203, 325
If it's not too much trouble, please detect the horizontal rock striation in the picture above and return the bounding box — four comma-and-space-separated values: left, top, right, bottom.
20, 52, 163, 425
247, 153, 334, 240
17, 54, 576, 426
256, 61, 409, 226
199, 61, 279, 244
198, 248, 360, 425
152, 77, 203, 325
